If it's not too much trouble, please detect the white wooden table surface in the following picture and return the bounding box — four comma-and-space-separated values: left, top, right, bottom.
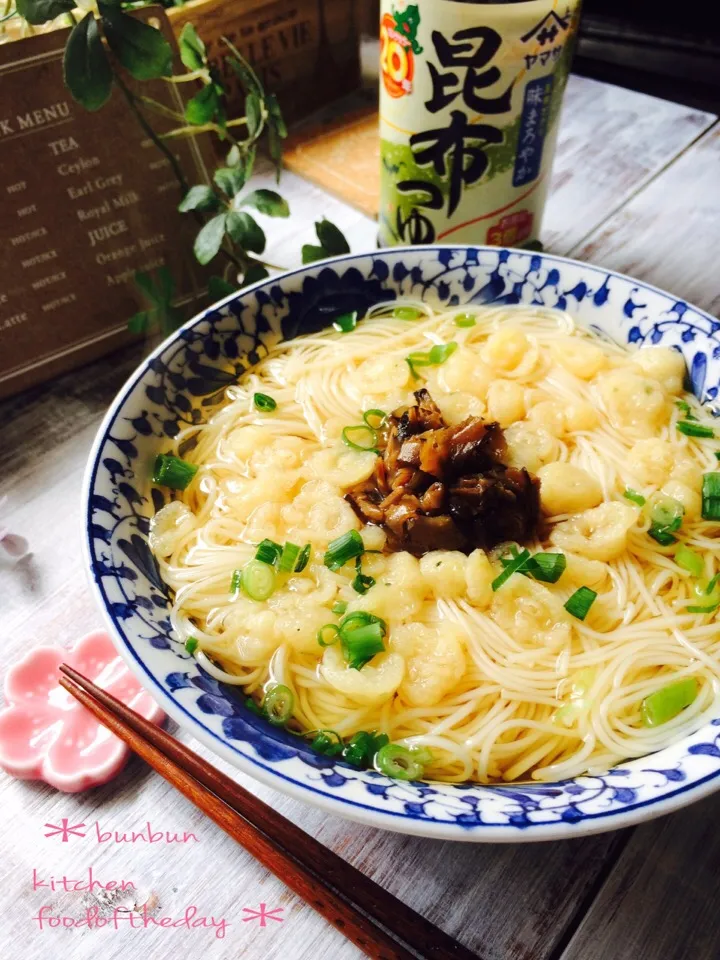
1, 73, 719, 960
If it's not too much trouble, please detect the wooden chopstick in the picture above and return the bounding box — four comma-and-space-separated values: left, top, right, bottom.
59, 665, 479, 960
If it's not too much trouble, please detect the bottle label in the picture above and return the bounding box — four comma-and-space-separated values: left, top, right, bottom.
379, 0, 582, 247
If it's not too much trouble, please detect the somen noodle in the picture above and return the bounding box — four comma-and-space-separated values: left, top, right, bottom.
149, 302, 720, 783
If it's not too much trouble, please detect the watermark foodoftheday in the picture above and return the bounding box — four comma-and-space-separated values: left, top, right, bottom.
33, 904, 230, 939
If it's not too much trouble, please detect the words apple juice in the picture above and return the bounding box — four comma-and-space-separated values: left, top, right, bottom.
379, 0, 582, 248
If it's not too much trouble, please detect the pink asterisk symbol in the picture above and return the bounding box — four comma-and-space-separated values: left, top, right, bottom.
43, 818, 86, 842
242, 903, 284, 927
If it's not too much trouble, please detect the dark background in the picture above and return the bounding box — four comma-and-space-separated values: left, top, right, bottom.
576, 0, 720, 113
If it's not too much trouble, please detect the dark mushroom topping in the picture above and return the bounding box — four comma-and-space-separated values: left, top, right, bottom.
346, 389, 540, 555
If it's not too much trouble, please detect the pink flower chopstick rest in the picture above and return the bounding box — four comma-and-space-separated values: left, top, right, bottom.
0, 630, 165, 792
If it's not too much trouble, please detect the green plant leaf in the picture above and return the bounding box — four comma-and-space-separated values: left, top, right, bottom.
184, 83, 219, 125
225, 211, 266, 254
134, 270, 158, 303
302, 244, 328, 265
178, 185, 218, 213
207, 275, 237, 300
179, 22, 206, 71
316, 219, 350, 256
214, 165, 245, 197
225, 41, 261, 94
242, 263, 270, 287
100, 6, 173, 80
265, 93, 287, 138
194, 214, 227, 265
63, 13, 113, 112
128, 310, 150, 334
226, 144, 241, 167
155, 265, 175, 304
16, 0, 74, 25
208, 275, 238, 303
241, 189, 289, 218
245, 91, 262, 139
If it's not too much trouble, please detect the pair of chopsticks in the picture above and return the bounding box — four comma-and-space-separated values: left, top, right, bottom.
59, 665, 479, 960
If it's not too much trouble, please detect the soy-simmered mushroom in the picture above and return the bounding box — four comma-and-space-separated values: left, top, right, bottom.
346, 389, 541, 555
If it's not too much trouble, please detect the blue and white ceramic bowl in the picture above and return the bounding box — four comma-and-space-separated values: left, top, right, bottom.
83, 246, 720, 842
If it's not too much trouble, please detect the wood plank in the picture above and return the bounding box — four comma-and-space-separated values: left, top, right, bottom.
544, 77, 715, 255
559, 793, 720, 960
571, 121, 720, 314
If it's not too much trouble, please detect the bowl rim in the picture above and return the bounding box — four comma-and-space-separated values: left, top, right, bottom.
82, 244, 720, 841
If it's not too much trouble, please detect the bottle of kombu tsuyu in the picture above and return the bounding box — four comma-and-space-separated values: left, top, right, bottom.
378, 0, 583, 249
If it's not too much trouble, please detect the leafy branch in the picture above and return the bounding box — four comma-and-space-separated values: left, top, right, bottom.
13, 1, 350, 335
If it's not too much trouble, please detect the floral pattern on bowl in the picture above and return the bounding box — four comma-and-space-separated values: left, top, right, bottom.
83, 246, 720, 840
0, 630, 165, 792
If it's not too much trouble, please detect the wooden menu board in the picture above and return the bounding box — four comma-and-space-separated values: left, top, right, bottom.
0, 10, 211, 399
168, 0, 362, 124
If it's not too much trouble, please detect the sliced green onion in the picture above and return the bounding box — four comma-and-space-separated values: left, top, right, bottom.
525, 553, 567, 584
352, 571, 375, 594
255, 538, 282, 565
677, 420, 714, 438
332, 600, 348, 615
230, 569, 242, 594
623, 488, 646, 506
340, 610, 387, 633
332, 310, 358, 333
675, 544, 704, 578
352, 556, 375, 595
153, 454, 198, 490
499, 548, 567, 583
405, 342, 458, 376
702, 473, 720, 521
342, 621, 385, 669
324, 529, 364, 570
393, 305, 424, 320
564, 586, 597, 620
676, 400, 693, 418
650, 495, 685, 529
262, 683, 294, 726
342, 731, 389, 767
687, 574, 720, 613
641, 678, 698, 727
244, 696, 263, 716
342, 424, 379, 453
185, 637, 198, 655
649, 527, 679, 546
454, 312, 476, 328
428, 341, 458, 365
317, 624, 341, 647
241, 559, 276, 601
375, 743, 432, 781
492, 548, 531, 591
362, 409, 387, 430
687, 601, 720, 614
294, 543, 311, 572
278, 541, 301, 573
715, 452, 720, 462
406, 350, 433, 368
309, 729, 344, 756
253, 392, 277, 412
338, 611, 387, 670
648, 494, 684, 545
